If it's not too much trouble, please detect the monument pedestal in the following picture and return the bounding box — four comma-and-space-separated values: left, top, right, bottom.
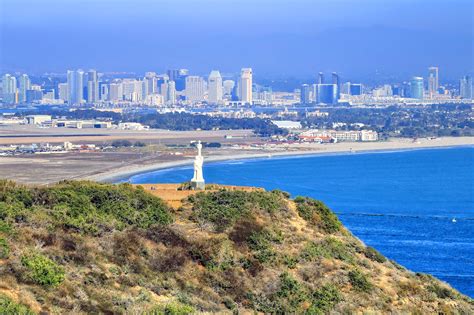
191, 180, 205, 190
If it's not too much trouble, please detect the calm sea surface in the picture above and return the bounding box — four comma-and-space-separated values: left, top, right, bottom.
124, 146, 474, 297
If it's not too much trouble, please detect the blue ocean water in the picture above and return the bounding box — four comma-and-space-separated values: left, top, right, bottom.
125, 146, 474, 297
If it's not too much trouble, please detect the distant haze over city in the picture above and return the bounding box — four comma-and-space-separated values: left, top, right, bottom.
1, 0, 473, 79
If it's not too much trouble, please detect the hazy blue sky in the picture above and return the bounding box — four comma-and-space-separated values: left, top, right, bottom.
1, 0, 473, 79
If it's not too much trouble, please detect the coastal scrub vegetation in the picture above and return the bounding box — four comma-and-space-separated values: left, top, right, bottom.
0, 294, 35, 315
294, 196, 343, 233
0, 180, 472, 314
0, 180, 173, 235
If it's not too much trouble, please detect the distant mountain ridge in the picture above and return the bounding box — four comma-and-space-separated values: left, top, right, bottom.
0, 180, 472, 314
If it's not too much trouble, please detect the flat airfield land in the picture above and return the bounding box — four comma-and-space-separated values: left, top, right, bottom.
0, 125, 472, 184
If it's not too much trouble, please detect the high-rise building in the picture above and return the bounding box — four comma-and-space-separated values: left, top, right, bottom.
317, 84, 338, 104
428, 67, 439, 98
167, 69, 180, 81
349, 84, 363, 95
108, 82, 123, 102
67, 69, 84, 105
122, 79, 143, 102
167, 80, 177, 104
318, 72, 324, 84
86, 69, 99, 103
332, 72, 340, 99
185, 76, 206, 102
208, 70, 223, 104
58, 83, 68, 101
100, 83, 108, 101
144, 72, 158, 96
18, 74, 31, 103
239, 68, 253, 104
410, 77, 424, 99
26, 90, 43, 103
1, 74, 17, 104
460, 75, 473, 99
300, 84, 312, 104
331, 72, 339, 85
223, 80, 235, 96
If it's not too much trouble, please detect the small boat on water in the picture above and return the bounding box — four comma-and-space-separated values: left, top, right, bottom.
452, 218, 457, 223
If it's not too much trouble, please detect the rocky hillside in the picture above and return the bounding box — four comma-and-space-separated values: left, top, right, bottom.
0, 180, 472, 314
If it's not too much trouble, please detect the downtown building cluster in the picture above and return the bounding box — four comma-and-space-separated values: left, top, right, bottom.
0, 68, 255, 106
1, 66, 473, 107
299, 67, 473, 105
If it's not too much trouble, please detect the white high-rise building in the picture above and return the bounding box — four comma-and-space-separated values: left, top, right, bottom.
239, 68, 253, 104
58, 83, 68, 101
67, 69, 84, 105
108, 82, 123, 102
428, 66, 439, 98
208, 70, 223, 104
18, 74, 31, 103
223, 80, 235, 96
1, 74, 17, 104
100, 84, 108, 101
87, 69, 99, 103
122, 79, 143, 102
185, 76, 206, 102
144, 72, 158, 96
167, 80, 176, 104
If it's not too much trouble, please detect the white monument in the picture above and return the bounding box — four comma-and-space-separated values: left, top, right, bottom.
191, 140, 205, 190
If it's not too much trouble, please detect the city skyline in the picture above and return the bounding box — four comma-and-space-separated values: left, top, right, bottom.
2, 65, 473, 107
1, 0, 472, 78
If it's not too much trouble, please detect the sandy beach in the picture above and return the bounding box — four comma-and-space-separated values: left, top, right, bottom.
86, 136, 474, 183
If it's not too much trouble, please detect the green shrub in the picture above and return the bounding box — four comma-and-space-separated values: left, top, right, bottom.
364, 246, 386, 263
188, 190, 287, 231
282, 254, 298, 269
276, 272, 308, 310
294, 197, 342, 233
310, 284, 342, 313
0, 181, 173, 235
21, 252, 65, 287
147, 301, 195, 314
348, 269, 372, 293
301, 237, 353, 263
427, 283, 457, 299
0, 238, 9, 259
0, 220, 12, 234
0, 294, 35, 315
247, 229, 283, 264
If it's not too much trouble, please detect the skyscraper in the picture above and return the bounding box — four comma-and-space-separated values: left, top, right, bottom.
428, 66, 439, 98
167, 69, 180, 82
317, 84, 338, 104
349, 84, 363, 96
18, 74, 31, 103
67, 69, 84, 105
410, 77, 424, 99
144, 72, 158, 96
167, 80, 177, 104
208, 70, 223, 104
108, 82, 123, 101
332, 72, 340, 100
87, 69, 99, 103
239, 68, 253, 104
460, 75, 473, 99
58, 83, 68, 102
185, 76, 206, 102
223, 80, 235, 96
318, 72, 324, 84
1, 74, 17, 104
300, 84, 311, 104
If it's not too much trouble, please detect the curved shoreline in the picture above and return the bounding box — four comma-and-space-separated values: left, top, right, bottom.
85, 137, 474, 183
